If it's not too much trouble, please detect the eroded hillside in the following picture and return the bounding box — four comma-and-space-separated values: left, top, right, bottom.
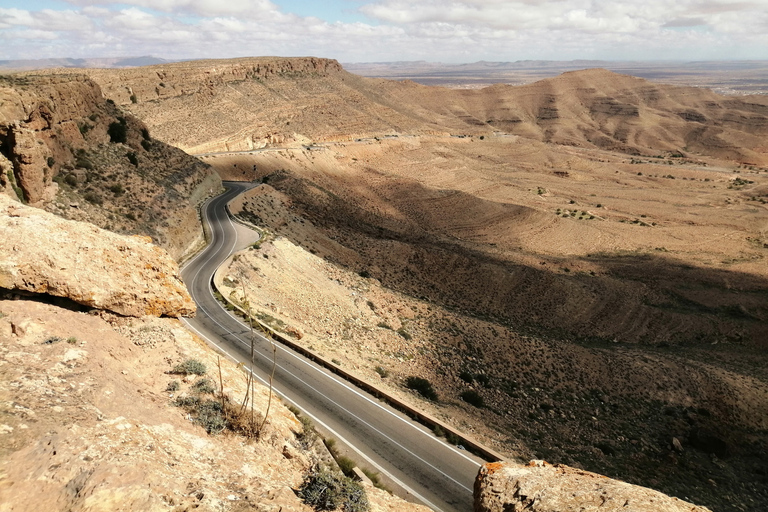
0, 74, 220, 260
34, 58, 768, 511
50, 58, 768, 165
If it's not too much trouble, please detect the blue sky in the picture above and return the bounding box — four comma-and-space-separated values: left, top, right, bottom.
1, 1, 766, 62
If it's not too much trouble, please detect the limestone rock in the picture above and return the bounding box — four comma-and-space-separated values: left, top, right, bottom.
474, 460, 712, 512
0, 194, 195, 317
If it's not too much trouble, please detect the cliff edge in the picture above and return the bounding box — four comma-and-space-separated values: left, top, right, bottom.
0, 194, 195, 317
475, 460, 712, 512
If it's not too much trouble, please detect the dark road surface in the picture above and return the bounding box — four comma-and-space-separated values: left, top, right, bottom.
180, 182, 481, 512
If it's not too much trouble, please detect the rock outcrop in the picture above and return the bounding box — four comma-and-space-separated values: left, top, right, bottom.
0, 73, 221, 260
0, 194, 195, 317
475, 461, 712, 512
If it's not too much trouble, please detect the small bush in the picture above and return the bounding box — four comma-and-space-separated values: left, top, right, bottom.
108, 121, 127, 143
171, 359, 207, 375
84, 192, 103, 205
66, 336, 78, 345
296, 415, 318, 449
109, 183, 125, 195
459, 370, 473, 383
47, 156, 55, 168
64, 173, 78, 187
396, 327, 411, 340
374, 366, 389, 378
125, 212, 137, 221
166, 380, 180, 392
405, 376, 438, 401
336, 455, 356, 475
460, 389, 485, 408
141, 128, 150, 140
126, 152, 138, 166
75, 155, 93, 170
193, 378, 216, 394
298, 466, 369, 512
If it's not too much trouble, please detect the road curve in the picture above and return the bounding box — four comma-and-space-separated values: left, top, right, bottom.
181, 181, 481, 512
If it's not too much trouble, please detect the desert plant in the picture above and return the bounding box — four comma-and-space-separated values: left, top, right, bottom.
84, 192, 103, 205
64, 173, 78, 187
405, 376, 438, 401
66, 336, 78, 345
166, 380, 180, 392
298, 466, 369, 512
126, 152, 138, 166
374, 366, 389, 378
460, 389, 485, 408
108, 121, 127, 143
171, 359, 207, 375
109, 183, 125, 195
193, 378, 216, 394
296, 414, 318, 449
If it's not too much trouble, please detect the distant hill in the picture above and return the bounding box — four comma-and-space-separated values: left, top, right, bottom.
41, 58, 768, 164
0, 56, 172, 72
344, 59, 768, 95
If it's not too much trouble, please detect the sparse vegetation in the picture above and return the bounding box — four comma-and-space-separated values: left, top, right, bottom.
460, 389, 485, 408
192, 378, 216, 394
108, 120, 128, 143
171, 359, 207, 375
298, 466, 369, 512
166, 380, 180, 392
404, 376, 438, 401
84, 192, 103, 205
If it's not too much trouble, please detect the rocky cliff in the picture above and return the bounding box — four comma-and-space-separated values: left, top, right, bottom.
0, 73, 221, 260
0, 191, 428, 512
0, 194, 194, 317
475, 461, 712, 512
43, 59, 768, 164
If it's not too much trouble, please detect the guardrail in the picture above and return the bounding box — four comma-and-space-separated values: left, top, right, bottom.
211, 208, 505, 463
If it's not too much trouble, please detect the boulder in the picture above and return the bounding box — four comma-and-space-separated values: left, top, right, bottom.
0, 194, 195, 317
474, 460, 712, 512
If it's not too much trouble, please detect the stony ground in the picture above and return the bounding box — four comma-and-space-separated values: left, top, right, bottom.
212, 135, 768, 512
0, 298, 428, 512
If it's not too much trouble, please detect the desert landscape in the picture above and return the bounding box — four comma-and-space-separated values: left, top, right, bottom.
2, 56, 768, 511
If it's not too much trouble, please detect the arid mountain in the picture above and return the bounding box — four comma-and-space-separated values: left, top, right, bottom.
52, 58, 768, 165
11, 58, 768, 510
0, 73, 220, 260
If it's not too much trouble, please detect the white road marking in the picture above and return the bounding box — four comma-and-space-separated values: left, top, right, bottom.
181, 318, 448, 512
181, 183, 481, 509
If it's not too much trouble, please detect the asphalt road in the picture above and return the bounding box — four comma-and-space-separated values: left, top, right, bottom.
180, 181, 482, 512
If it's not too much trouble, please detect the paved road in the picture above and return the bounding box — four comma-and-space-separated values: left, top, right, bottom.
180, 181, 481, 512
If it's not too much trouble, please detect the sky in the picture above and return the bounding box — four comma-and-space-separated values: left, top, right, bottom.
0, 0, 766, 63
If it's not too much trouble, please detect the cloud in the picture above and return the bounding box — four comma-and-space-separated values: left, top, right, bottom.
0, 0, 767, 62
663, 17, 708, 27
63, 0, 283, 18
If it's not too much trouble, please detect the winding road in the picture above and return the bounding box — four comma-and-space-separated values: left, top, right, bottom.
180, 182, 482, 512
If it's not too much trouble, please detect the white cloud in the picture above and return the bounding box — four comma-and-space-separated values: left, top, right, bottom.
0, 0, 766, 62
63, 0, 283, 18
